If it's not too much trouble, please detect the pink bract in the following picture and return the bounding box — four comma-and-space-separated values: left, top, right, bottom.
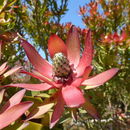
0, 62, 21, 80
0, 89, 33, 129
7, 26, 119, 128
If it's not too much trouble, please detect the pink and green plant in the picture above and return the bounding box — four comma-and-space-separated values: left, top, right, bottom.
7, 26, 119, 128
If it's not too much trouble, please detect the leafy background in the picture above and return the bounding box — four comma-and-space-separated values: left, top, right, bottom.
0, 0, 130, 129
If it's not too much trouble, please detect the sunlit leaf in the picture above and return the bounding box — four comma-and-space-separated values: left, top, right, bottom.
23, 121, 43, 130
0, 89, 5, 104
26, 103, 54, 120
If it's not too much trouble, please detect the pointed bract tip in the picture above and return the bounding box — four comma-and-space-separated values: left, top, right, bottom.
50, 122, 56, 129
50, 125, 53, 129
69, 25, 77, 33
19, 88, 26, 94
25, 101, 34, 107
87, 29, 91, 36
115, 68, 119, 71
48, 34, 67, 58
112, 68, 119, 74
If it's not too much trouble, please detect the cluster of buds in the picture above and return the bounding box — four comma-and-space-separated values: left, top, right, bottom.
101, 31, 127, 45
88, 2, 98, 16
79, 6, 87, 15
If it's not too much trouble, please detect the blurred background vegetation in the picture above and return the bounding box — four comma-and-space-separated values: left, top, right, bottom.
0, 0, 130, 129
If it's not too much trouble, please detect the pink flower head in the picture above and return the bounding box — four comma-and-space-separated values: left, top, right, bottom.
7, 26, 119, 128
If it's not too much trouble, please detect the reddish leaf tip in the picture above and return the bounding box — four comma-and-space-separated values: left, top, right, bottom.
69, 25, 77, 33
48, 34, 67, 58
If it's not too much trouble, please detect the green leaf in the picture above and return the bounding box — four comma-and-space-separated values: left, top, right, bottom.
3, 122, 29, 130
0, 0, 7, 13
6, 0, 17, 7
23, 121, 43, 130
26, 103, 54, 120
36, 93, 50, 98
